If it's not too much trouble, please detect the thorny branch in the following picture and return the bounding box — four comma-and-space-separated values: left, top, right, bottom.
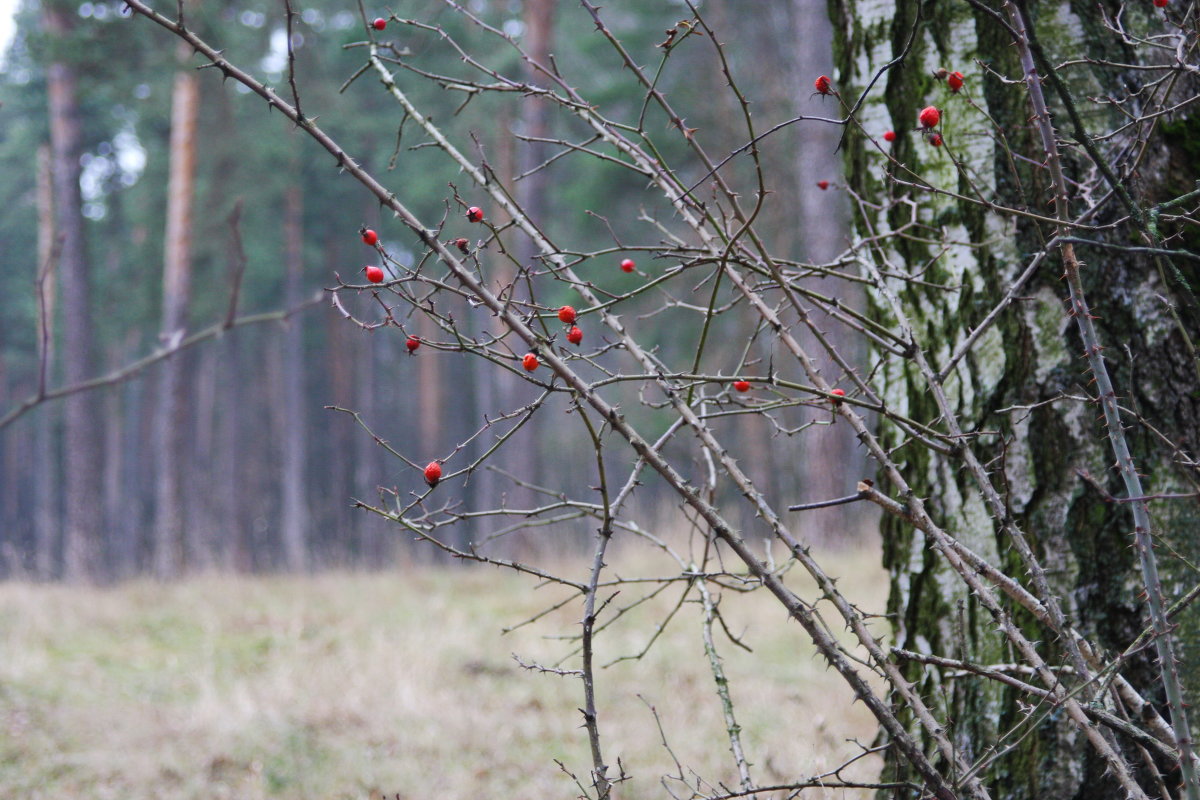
118, 1, 1200, 798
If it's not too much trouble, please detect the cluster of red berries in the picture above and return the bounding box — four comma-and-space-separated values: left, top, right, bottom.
880, 71, 966, 147
359, 227, 385, 282
557, 305, 584, 347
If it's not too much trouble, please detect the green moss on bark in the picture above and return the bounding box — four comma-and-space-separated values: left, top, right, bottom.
837, 1, 1200, 798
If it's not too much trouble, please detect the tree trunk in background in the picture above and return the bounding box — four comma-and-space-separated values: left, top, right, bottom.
785, 0, 866, 544
220, 333, 250, 571
102, 388, 124, 574
324, 280, 355, 562
110, 376, 146, 576
517, 0, 554, 237
703, 0, 865, 544
415, 311, 442, 484
279, 183, 309, 572
0, 360, 17, 574
832, 2, 1200, 797
190, 343, 219, 564
153, 50, 200, 579
44, 0, 103, 582
481, 0, 554, 552
353, 330, 385, 564
469, 99, 529, 551
34, 144, 59, 579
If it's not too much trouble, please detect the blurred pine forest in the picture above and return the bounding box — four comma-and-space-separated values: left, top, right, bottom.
0, 0, 862, 580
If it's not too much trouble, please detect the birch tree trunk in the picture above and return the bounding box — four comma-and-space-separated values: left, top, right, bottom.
832, 2, 1200, 797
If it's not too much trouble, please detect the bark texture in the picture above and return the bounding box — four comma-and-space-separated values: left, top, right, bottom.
279, 182, 309, 572
34, 144, 58, 579
44, 0, 103, 582
830, 1, 1200, 797
153, 54, 200, 579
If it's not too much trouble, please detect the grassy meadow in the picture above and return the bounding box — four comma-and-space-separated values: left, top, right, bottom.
0, 545, 888, 799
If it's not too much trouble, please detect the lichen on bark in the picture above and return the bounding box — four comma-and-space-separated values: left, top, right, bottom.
833, 0, 1200, 797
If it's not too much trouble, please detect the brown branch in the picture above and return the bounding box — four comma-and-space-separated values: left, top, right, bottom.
1, 297, 321, 431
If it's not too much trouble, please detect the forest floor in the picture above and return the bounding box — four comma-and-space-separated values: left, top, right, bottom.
0, 544, 887, 800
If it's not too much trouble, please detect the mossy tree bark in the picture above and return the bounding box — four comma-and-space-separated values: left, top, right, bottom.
830, 1, 1200, 797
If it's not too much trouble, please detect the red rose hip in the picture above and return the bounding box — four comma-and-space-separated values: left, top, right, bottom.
947, 71, 964, 92
817, 180, 829, 191
557, 305, 577, 324
566, 326, 583, 346
883, 130, 897, 142
830, 388, 846, 405
733, 380, 750, 393
424, 461, 442, 487
919, 105, 940, 129
466, 206, 484, 223
522, 353, 539, 372
372, 17, 386, 30
361, 227, 378, 246
813, 75, 832, 95
365, 265, 384, 283
620, 258, 635, 273
406, 336, 420, 353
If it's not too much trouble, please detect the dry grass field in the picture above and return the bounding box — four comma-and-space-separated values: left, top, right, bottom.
0, 545, 888, 799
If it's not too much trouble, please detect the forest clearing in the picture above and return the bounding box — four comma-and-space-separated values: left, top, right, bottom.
2, 0, 1199, 797
0, 547, 886, 800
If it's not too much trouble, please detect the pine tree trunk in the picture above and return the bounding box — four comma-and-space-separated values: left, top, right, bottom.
517, 0, 554, 236
110, 377, 145, 576
44, 0, 103, 582
279, 183, 309, 572
353, 329, 385, 564
831, 2, 1200, 797
153, 53, 200, 579
499, 0, 556, 552
220, 333, 251, 572
786, 0, 868, 543
34, 144, 59, 579
190, 343, 219, 566
324, 283, 355, 561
